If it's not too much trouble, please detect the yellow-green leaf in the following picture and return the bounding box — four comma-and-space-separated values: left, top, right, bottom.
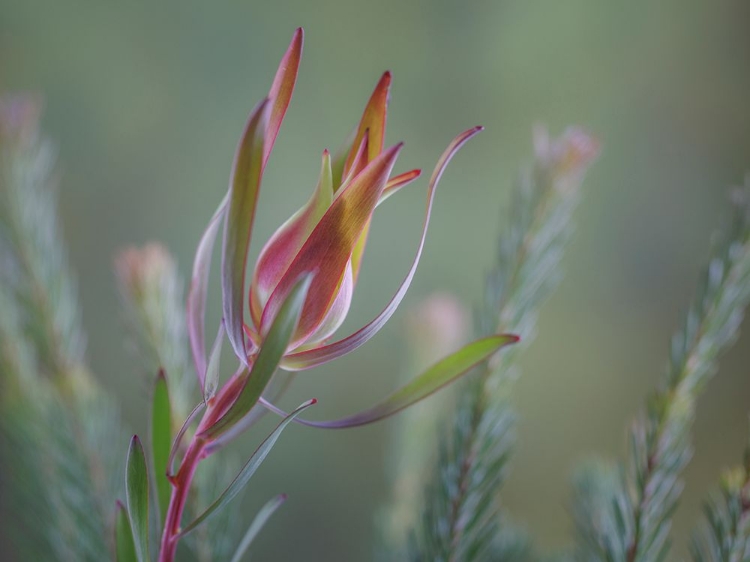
114, 500, 137, 562
290, 334, 518, 428
151, 372, 171, 530
126, 435, 150, 562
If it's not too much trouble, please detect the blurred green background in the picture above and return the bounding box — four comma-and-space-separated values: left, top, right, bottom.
2, 0, 749, 559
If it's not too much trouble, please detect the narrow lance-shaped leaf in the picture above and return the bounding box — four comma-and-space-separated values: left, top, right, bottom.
202, 276, 312, 439
378, 169, 422, 206
126, 435, 150, 562
343, 72, 393, 281
151, 372, 171, 528
265, 334, 518, 428
222, 99, 270, 365
188, 27, 302, 378
179, 400, 316, 537
281, 127, 483, 371
115, 501, 137, 562
342, 70, 391, 179
229, 494, 288, 562
204, 321, 225, 401
264, 27, 303, 167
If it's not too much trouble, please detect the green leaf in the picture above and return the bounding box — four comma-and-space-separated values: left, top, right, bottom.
222, 98, 270, 365
229, 494, 287, 562
126, 435, 150, 562
296, 334, 519, 428
179, 399, 315, 538
202, 275, 312, 439
204, 321, 225, 401
151, 371, 171, 530
115, 501, 137, 562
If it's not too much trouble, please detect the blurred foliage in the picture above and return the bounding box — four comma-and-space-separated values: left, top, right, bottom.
1, 1, 749, 560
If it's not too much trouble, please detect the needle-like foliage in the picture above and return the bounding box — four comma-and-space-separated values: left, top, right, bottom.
572, 177, 750, 562
690, 425, 750, 562
0, 96, 125, 561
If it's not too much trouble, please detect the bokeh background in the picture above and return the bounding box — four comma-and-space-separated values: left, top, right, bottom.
2, 1, 750, 559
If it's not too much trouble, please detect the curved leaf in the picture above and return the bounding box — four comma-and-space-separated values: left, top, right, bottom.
264, 27, 304, 168
281, 127, 484, 371
378, 168, 422, 206
126, 435, 150, 562
188, 28, 303, 377
266, 334, 518, 428
222, 98, 270, 364
151, 372, 171, 529
229, 494, 287, 562
179, 400, 315, 538
187, 193, 228, 383
202, 276, 312, 439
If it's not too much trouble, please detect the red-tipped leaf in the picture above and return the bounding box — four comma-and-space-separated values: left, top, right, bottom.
342, 71, 391, 178
260, 143, 403, 348
264, 28, 304, 168
280, 127, 483, 370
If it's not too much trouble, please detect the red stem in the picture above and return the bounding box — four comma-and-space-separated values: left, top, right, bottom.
158, 372, 247, 562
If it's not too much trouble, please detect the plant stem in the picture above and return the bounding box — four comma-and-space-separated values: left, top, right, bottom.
158, 370, 247, 562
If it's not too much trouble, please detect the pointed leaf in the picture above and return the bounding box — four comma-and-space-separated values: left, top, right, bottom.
260, 144, 403, 346
281, 127, 483, 371
222, 99, 271, 364
179, 400, 315, 538
379, 168, 422, 206
188, 193, 227, 383
268, 335, 517, 428
151, 372, 171, 529
229, 494, 287, 562
189, 28, 302, 376
203, 276, 312, 439
126, 435, 150, 562
264, 27, 304, 168
204, 321, 225, 401
115, 501, 137, 562
342, 71, 391, 177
